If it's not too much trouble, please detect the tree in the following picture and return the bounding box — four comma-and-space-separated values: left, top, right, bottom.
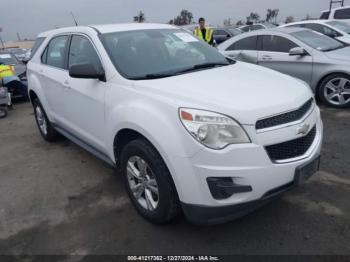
304, 14, 312, 21
266, 9, 273, 22
133, 11, 145, 23
285, 16, 295, 24
172, 10, 194, 26
236, 20, 244, 26
223, 18, 232, 26
266, 8, 279, 24
246, 12, 260, 24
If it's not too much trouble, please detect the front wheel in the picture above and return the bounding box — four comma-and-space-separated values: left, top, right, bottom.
120, 139, 180, 224
318, 74, 350, 108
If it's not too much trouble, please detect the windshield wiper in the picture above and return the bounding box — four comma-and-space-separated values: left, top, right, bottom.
174, 62, 230, 75
130, 62, 230, 80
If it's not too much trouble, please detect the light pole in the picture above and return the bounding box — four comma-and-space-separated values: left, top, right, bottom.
0, 27, 5, 49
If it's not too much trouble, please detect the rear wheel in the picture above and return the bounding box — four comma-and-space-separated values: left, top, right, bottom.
32, 98, 60, 141
318, 74, 350, 108
120, 138, 180, 224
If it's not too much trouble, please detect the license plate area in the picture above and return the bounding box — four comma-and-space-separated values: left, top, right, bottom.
294, 156, 320, 186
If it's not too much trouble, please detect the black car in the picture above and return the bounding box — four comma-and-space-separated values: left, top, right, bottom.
213, 28, 242, 45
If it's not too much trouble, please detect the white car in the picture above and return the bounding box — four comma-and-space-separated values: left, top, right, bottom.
281, 20, 350, 44
27, 23, 323, 225
321, 5, 350, 24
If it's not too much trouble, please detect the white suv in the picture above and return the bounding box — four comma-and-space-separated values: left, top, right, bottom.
27, 23, 323, 225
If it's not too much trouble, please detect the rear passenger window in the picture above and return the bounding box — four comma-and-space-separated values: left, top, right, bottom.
261, 35, 298, 53
68, 35, 103, 72
227, 36, 257, 51
334, 8, 350, 19
320, 11, 330, 19
43, 35, 69, 69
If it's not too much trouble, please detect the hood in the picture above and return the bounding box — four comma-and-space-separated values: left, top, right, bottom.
324, 46, 350, 62
135, 62, 313, 125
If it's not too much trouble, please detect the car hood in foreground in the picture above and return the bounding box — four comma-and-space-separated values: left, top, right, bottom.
135, 62, 313, 125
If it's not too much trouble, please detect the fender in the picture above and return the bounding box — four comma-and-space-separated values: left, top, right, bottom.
27, 65, 53, 121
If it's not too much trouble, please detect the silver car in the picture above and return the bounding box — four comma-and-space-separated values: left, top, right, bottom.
218, 27, 350, 108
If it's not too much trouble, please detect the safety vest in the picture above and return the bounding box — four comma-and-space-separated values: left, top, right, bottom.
0, 65, 15, 79
194, 27, 213, 43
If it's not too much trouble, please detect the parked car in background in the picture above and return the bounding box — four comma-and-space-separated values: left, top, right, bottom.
28, 24, 322, 225
281, 20, 350, 44
321, 5, 350, 23
213, 27, 242, 45
8, 48, 29, 62
239, 23, 276, 32
218, 27, 350, 108
0, 51, 28, 99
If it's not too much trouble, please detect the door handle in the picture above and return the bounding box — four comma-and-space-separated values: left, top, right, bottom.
262, 55, 272, 61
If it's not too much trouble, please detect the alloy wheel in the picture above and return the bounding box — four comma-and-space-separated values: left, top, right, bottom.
324, 77, 350, 106
126, 156, 159, 211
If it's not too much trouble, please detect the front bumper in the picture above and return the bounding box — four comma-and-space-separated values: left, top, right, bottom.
182, 154, 320, 225
167, 106, 323, 223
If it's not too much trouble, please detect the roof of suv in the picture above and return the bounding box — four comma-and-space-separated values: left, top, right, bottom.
322, 5, 350, 13
38, 23, 178, 37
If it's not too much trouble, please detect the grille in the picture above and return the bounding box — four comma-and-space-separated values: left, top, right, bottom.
265, 126, 316, 162
256, 99, 313, 130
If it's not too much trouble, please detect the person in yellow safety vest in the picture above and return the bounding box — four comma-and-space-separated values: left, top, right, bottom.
194, 17, 214, 46
0, 63, 15, 109
0, 63, 16, 84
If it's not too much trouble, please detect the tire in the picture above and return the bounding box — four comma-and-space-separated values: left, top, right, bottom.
318, 73, 350, 108
120, 138, 180, 224
32, 98, 60, 142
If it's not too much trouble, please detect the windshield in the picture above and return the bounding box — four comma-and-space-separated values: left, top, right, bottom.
228, 28, 242, 36
292, 30, 344, 51
263, 23, 277, 28
326, 20, 350, 34
0, 53, 19, 65
100, 29, 230, 80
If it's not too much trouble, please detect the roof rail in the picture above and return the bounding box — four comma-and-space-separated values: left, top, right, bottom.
330, 0, 345, 11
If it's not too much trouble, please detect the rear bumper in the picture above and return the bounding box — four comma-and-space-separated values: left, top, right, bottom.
181, 155, 320, 225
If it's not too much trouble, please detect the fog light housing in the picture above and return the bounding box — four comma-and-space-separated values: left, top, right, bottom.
207, 177, 253, 200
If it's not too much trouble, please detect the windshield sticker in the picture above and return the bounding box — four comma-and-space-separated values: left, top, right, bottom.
0, 54, 11, 59
174, 32, 198, 42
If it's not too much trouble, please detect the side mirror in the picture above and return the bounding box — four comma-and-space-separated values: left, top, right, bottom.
289, 47, 308, 56
69, 63, 106, 82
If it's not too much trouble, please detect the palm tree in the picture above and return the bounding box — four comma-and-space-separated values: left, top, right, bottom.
133, 11, 146, 23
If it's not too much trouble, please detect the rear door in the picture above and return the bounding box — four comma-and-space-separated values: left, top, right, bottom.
39, 35, 70, 121
222, 35, 258, 64
60, 34, 107, 151
257, 34, 313, 84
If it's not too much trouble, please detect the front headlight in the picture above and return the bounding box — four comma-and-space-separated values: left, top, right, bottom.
179, 108, 250, 150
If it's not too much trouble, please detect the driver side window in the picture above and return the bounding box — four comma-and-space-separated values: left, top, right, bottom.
261, 35, 298, 53
68, 35, 103, 72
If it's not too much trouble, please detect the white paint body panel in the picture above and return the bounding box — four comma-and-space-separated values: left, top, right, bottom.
28, 24, 323, 207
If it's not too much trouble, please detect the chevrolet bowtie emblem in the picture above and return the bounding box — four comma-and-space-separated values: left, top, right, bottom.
297, 123, 310, 135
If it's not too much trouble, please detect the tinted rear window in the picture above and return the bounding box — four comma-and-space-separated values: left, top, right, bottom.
30, 37, 46, 59
227, 36, 257, 51
334, 8, 350, 19
320, 11, 330, 19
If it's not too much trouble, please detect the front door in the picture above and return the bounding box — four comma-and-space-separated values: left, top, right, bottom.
258, 34, 313, 84
60, 34, 107, 152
